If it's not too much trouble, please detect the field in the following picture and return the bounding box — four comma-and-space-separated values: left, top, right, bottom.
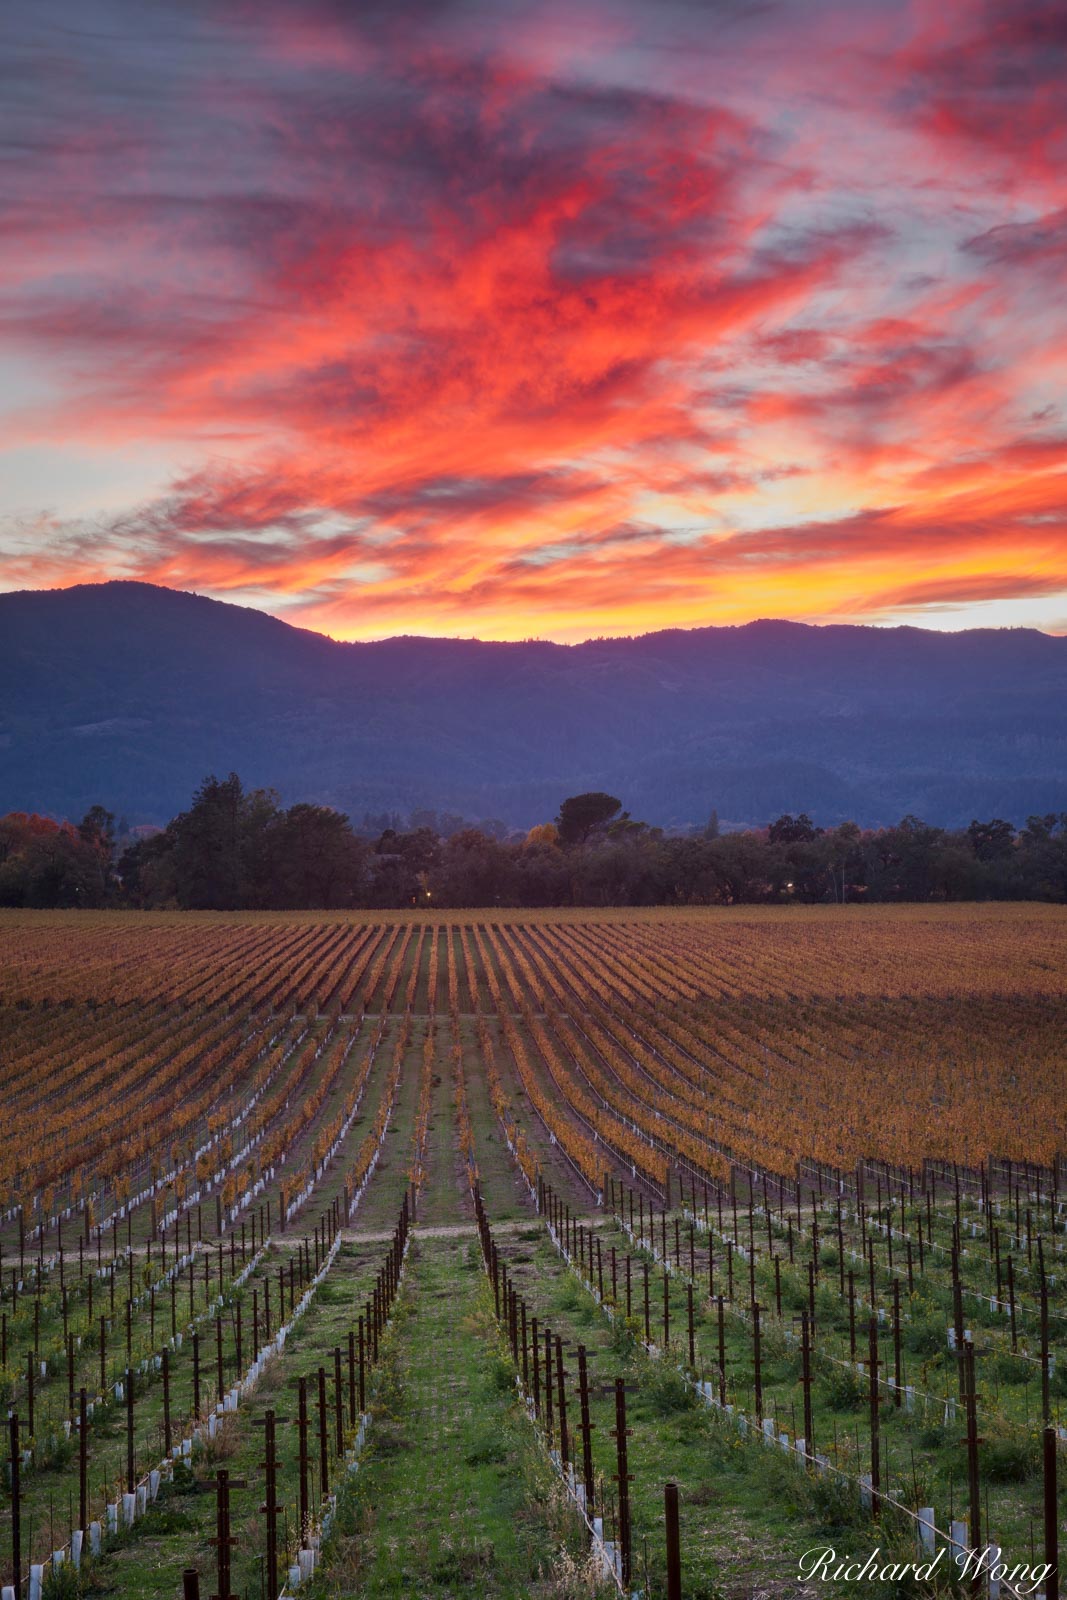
0, 903, 1064, 1600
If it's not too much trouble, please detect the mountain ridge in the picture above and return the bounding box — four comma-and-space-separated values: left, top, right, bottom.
2, 581, 1065, 829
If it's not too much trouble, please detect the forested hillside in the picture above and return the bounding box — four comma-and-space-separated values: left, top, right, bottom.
2, 581, 1065, 828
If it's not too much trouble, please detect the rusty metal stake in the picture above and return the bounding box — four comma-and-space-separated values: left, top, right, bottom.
555, 1336, 569, 1470
665, 1480, 681, 1600
209, 1467, 243, 1600
258, 1409, 282, 1600
10, 1412, 21, 1600
612, 1379, 632, 1589
868, 1317, 881, 1519
317, 1366, 329, 1499
333, 1347, 344, 1456
1044, 1423, 1060, 1600
297, 1375, 309, 1540
577, 1345, 594, 1514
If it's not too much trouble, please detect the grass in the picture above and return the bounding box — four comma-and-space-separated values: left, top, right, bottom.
305, 1235, 604, 1600
524, 1215, 1059, 1598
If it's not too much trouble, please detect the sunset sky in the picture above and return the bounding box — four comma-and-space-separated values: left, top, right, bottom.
1, 0, 1066, 642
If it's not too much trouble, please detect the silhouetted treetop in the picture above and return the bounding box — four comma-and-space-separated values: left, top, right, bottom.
556, 792, 622, 847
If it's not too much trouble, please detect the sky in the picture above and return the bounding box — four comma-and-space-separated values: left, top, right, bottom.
1, 0, 1066, 643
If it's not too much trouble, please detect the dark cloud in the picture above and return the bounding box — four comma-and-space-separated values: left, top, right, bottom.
963, 210, 1067, 270
896, 0, 1067, 174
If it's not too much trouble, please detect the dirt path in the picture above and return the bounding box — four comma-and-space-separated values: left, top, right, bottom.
335, 1214, 611, 1246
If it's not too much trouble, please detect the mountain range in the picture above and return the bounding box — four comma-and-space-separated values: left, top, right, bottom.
1, 581, 1065, 830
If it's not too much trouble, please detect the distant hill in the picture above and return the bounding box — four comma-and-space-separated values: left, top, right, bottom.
1, 581, 1065, 829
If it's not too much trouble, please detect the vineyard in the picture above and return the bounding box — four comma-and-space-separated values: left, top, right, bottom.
0, 903, 1064, 1599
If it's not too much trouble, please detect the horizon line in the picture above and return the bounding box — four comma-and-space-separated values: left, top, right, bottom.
2, 576, 1065, 649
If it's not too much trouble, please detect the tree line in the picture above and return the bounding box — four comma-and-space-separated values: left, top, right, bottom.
1, 775, 1065, 909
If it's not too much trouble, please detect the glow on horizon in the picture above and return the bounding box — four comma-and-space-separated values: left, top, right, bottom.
1, 0, 1066, 644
